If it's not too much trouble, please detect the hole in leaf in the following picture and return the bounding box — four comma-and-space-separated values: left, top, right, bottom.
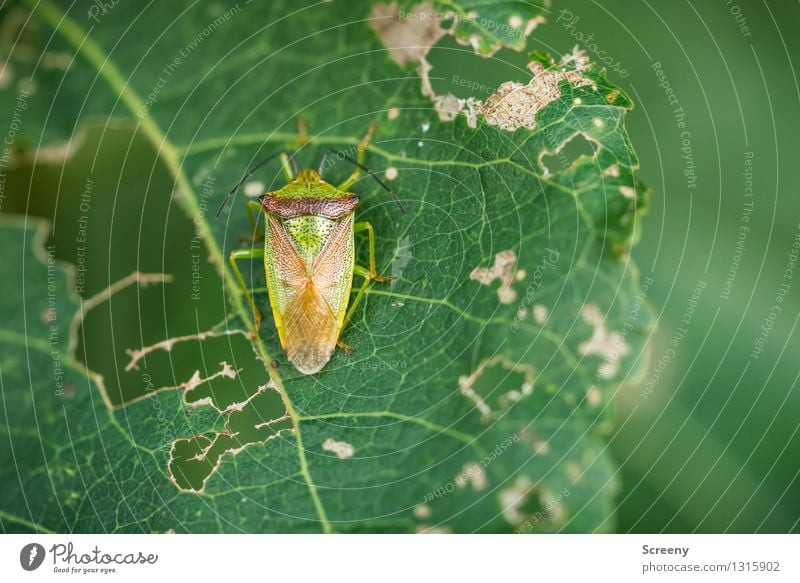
470, 360, 532, 413
539, 132, 597, 176
518, 487, 547, 517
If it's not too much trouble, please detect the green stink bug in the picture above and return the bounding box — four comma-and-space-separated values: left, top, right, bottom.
217, 126, 402, 374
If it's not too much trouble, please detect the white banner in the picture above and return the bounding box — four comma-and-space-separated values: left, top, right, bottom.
0, 534, 797, 582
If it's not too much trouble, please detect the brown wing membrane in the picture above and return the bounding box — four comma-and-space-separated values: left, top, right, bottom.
267, 214, 351, 374
267, 215, 308, 287
283, 281, 338, 374
311, 217, 353, 292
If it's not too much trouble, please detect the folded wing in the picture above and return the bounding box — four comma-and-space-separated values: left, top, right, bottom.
268, 215, 353, 374
283, 281, 338, 374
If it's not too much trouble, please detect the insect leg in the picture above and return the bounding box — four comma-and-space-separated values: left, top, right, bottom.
336, 338, 355, 354
337, 250, 396, 350
215, 150, 296, 218
292, 116, 309, 147
317, 126, 405, 212
278, 151, 297, 182
229, 248, 264, 334
336, 123, 376, 190
243, 200, 265, 242
338, 265, 373, 342
327, 151, 404, 212
354, 221, 395, 282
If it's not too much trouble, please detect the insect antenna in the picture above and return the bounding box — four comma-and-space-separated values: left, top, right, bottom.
215, 150, 296, 218
319, 148, 405, 214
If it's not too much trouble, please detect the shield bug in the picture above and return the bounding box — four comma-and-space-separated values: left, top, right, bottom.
216, 125, 402, 374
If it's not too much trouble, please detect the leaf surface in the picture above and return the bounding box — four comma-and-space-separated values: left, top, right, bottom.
0, 0, 650, 533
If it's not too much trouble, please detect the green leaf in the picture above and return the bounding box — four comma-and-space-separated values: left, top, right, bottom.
0, 0, 651, 533
431, 0, 550, 55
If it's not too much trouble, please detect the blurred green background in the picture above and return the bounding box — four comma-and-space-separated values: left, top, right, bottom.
3, 0, 799, 532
